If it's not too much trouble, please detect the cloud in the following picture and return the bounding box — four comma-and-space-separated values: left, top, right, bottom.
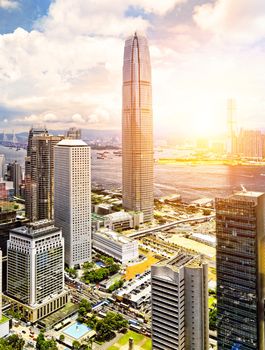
0, 0, 19, 10
193, 0, 265, 44
0, 0, 265, 135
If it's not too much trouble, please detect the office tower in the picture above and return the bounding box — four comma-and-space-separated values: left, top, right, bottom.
6, 161, 22, 196
216, 191, 265, 349
0, 155, 5, 180
122, 33, 154, 222
25, 127, 64, 222
6, 220, 68, 322
54, 139, 91, 267
151, 254, 209, 350
66, 127, 81, 139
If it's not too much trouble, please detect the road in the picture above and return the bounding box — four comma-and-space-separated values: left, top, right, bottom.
128, 214, 216, 238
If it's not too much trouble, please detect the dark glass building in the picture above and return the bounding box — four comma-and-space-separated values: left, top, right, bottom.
216, 191, 265, 349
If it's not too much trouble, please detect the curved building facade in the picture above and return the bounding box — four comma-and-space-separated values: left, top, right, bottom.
122, 33, 154, 222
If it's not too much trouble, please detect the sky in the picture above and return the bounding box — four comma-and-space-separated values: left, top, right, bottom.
1, 0, 265, 137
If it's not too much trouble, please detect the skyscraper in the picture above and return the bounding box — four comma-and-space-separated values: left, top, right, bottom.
54, 139, 91, 267
122, 33, 154, 222
6, 161, 22, 196
25, 127, 64, 222
0, 155, 5, 180
6, 220, 68, 322
216, 191, 265, 349
66, 127, 81, 139
151, 254, 209, 350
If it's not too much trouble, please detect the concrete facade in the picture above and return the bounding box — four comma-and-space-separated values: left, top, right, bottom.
151, 254, 208, 350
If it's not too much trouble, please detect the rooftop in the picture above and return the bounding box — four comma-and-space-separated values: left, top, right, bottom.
56, 139, 88, 147
10, 220, 61, 239
158, 253, 204, 271
94, 229, 133, 245
104, 211, 132, 221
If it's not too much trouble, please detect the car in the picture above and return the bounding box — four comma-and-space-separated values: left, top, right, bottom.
22, 330, 26, 334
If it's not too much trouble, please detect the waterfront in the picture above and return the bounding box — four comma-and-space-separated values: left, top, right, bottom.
2, 145, 265, 202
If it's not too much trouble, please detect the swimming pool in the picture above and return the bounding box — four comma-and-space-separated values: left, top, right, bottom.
63, 322, 91, 340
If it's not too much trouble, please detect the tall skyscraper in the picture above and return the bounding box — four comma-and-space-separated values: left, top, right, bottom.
54, 139, 91, 267
25, 127, 64, 222
122, 33, 154, 222
216, 191, 265, 349
151, 254, 209, 350
6, 220, 68, 322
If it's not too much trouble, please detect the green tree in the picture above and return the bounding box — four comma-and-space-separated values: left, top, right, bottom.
209, 307, 217, 331
36, 333, 58, 350
59, 334, 65, 342
72, 340, 81, 349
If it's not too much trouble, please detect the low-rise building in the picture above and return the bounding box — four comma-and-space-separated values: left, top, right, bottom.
104, 211, 133, 230
93, 229, 138, 264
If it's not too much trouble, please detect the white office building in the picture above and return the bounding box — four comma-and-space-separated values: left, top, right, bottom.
151, 254, 209, 350
54, 139, 91, 267
93, 229, 138, 264
6, 220, 68, 322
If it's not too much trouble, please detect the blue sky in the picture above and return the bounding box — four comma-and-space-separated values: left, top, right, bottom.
0, 0, 265, 136
0, 0, 50, 34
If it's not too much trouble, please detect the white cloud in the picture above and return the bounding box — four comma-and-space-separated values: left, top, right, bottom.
193, 0, 265, 44
0, 0, 19, 9
0, 0, 265, 135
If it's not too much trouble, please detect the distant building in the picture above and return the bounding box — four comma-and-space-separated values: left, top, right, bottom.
6, 161, 22, 196
151, 254, 209, 350
93, 229, 138, 264
122, 33, 154, 222
25, 127, 64, 222
216, 191, 265, 349
237, 128, 263, 159
0, 155, 5, 180
54, 139, 91, 267
66, 127, 81, 140
0, 181, 14, 200
6, 220, 68, 323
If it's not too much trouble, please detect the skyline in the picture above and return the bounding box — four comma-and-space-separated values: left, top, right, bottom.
0, 0, 265, 136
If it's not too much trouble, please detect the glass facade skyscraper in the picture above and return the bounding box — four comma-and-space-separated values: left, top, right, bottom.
216, 191, 265, 349
25, 127, 64, 222
122, 33, 154, 222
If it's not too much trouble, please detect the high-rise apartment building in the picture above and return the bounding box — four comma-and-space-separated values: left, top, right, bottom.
25, 127, 64, 222
151, 254, 209, 350
66, 127, 81, 139
216, 191, 265, 349
6, 220, 68, 322
0, 155, 5, 180
54, 139, 91, 267
6, 161, 22, 196
122, 33, 154, 222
